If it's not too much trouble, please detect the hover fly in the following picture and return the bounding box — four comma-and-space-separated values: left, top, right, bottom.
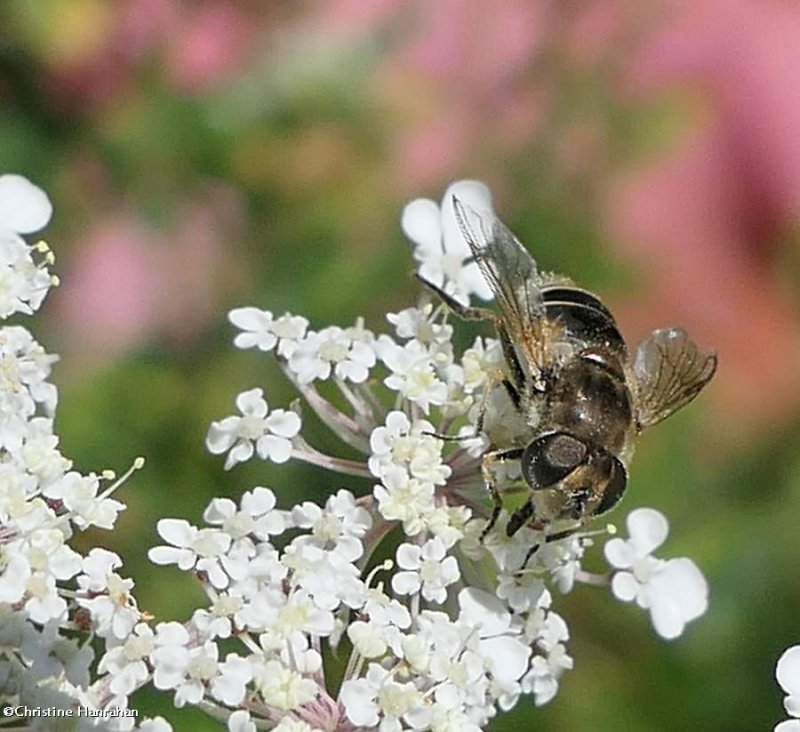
419, 199, 717, 547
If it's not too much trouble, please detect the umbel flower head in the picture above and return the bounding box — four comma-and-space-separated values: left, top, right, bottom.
0, 174, 710, 732
0, 175, 171, 730
142, 178, 708, 730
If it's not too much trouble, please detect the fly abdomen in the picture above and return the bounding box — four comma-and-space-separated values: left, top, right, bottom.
543, 286, 627, 357
547, 352, 633, 454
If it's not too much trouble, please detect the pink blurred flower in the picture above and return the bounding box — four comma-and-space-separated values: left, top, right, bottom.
57, 215, 160, 359
607, 0, 800, 432
166, 2, 258, 93
367, 0, 547, 188
318, 0, 406, 36
43, 0, 258, 109
55, 185, 243, 363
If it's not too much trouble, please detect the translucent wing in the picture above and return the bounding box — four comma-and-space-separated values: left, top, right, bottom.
633, 328, 717, 430
453, 198, 547, 381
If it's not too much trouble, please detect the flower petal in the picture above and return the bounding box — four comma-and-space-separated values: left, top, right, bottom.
0, 175, 53, 234
401, 198, 442, 251
441, 179, 493, 257
392, 570, 421, 596
396, 543, 422, 570
627, 507, 669, 555
611, 571, 638, 602
777, 646, 800, 696
256, 435, 292, 463
652, 558, 709, 622
480, 636, 531, 684
265, 410, 301, 438
604, 537, 635, 569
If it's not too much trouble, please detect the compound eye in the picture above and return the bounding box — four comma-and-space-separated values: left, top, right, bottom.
594, 454, 628, 515
521, 432, 588, 489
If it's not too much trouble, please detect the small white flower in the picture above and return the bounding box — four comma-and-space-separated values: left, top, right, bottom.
150, 622, 192, 693
252, 659, 318, 710
605, 508, 708, 639
77, 549, 139, 639
98, 623, 155, 696
482, 513, 540, 574
347, 618, 394, 659
282, 542, 367, 612
291, 489, 372, 561
521, 644, 574, 706
496, 571, 547, 614
177, 642, 219, 707
387, 305, 453, 345
368, 411, 451, 485
419, 504, 471, 548
457, 588, 531, 686
206, 388, 301, 469
340, 663, 430, 730
0, 176, 55, 318
777, 646, 800, 723
25, 570, 67, 622
211, 653, 252, 706
536, 535, 588, 594
203, 486, 287, 541
347, 590, 410, 659
149, 519, 232, 588
0, 233, 54, 319
459, 337, 504, 393
363, 589, 412, 629
228, 307, 308, 357
150, 625, 223, 708
43, 470, 125, 530
243, 584, 336, 639
458, 587, 531, 693
401, 179, 495, 305
288, 325, 376, 384
373, 467, 435, 532
27, 528, 82, 582
378, 337, 448, 413
392, 538, 460, 604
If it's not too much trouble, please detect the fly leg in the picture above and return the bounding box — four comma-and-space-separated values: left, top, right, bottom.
480, 446, 524, 540
416, 274, 494, 322
418, 273, 526, 427
425, 369, 513, 442
476, 377, 520, 434
417, 274, 529, 400
507, 498, 537, 537
418, 277, 529, 402
517, 525, 582, 573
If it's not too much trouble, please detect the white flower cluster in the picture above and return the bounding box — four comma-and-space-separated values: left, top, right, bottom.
0, 175, 712, 731
146, 487, 371, 721
605, 508, 708, 640
158, 179, 710, 729
0, 175, 167, 729
144, 484, 574, 728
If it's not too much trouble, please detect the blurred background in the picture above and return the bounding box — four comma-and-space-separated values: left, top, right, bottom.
2, 1, 799, 729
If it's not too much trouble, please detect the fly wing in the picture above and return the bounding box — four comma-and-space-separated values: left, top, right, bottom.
453, 197, 548, 382
632, 327, 717, 430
